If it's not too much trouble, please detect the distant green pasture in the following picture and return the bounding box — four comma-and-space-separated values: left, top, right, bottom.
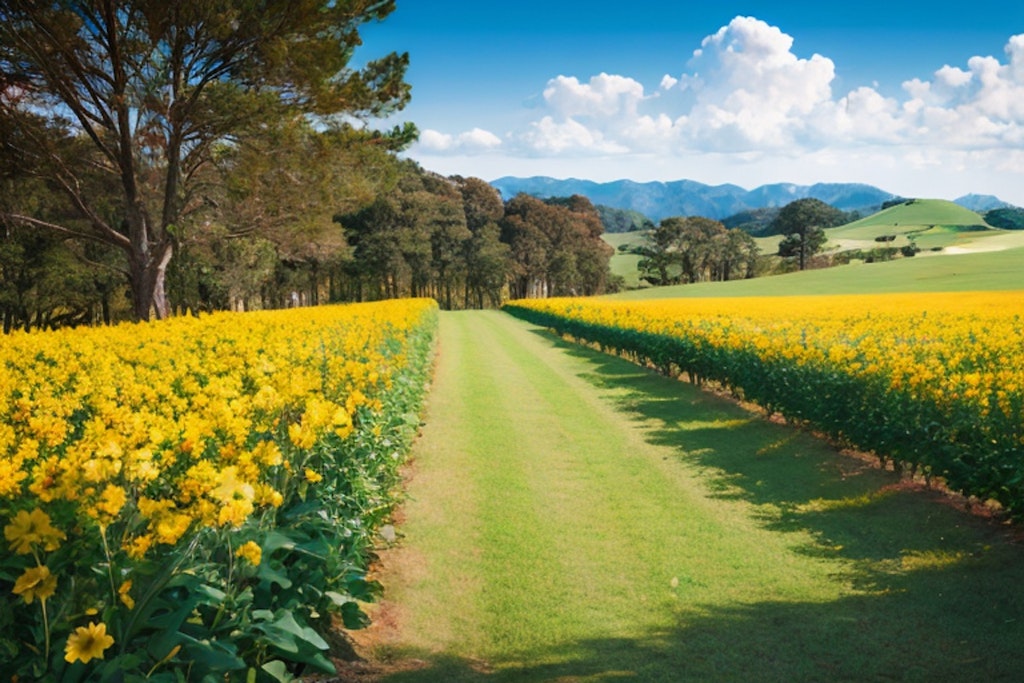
606, 246, 1024, 299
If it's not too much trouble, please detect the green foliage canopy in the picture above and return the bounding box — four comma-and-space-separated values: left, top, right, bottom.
637, 215, 759, 286
0, 0, 410, 320
984, 207, 1024, 230
771, 198, 843, 269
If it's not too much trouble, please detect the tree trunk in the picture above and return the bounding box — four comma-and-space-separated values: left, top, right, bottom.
129, 241, 174, 321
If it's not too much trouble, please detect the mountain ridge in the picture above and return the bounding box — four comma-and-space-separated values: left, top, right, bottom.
489, 176, 1016, 222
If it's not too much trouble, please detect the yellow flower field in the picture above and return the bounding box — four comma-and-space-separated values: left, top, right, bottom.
506, 291, 1024, 515
0, 299, 437, 680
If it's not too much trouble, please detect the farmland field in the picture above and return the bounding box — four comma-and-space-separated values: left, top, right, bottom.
505, 291, 1024, 515
5, 251, 1024, 680
0, 300, 437, 680
609, 245, 1024, 299
357, 303, 1024, 681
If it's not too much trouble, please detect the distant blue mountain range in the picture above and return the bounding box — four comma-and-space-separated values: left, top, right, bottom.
489, 176, 1014, 221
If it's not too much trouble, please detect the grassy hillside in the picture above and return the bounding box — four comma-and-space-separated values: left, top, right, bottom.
603, 199, 1024, 296
826, 198, 1001, 252
605, 246, 1024, 299
839, 198, 990, 234
602, 231, 650, 289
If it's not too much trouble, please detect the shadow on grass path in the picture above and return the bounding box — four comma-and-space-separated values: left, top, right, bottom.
347, 311, 1024, 682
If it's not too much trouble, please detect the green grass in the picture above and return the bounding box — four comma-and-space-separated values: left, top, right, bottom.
607, 245, 1024, 299
366, 310, 1024, 681
605, 202, 1024, 295
837, 199, 991, 237
602, 231, 650, 289
824, 200, 1013, 254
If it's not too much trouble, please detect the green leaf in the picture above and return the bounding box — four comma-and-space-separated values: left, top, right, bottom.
195, 583, 227, 603
179, 637, 246, 672
323, 591, 348, 607
341, 601, 370, 630
146, 594, 204, 658
345, 576, 382, 602
260, 530, 298, 554
256, 560, 293, 590
261, 660, 293, 682
254, 610, 329, 653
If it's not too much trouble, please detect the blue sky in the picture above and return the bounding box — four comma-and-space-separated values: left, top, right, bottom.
361, 2, 1024, 204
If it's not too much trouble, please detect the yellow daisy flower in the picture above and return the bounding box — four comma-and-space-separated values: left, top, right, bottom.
235, 540, 262, 567
64, 621, 114, 664
4, 508, 66, 555
12, 564, 57, 604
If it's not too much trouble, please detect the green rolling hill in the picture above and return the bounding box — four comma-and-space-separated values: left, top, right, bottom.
825, 198, 1002, 252
603, 198, 1024, 297
606, 246, 1024, 299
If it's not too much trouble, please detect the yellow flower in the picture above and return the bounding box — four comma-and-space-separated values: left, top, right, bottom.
64, 621, 114, 664
123, 533, 153, 560
252, 440, 283, 467
211, 466, 255, 506
332, 406, 353, 439
217, 498, 254, 527
304, 468, 323, 483
254, 483, 284, 508
4, 508, 66, 555
0, 458, 28, 499
235, 540, 262, 566
90, 484, 127, 526
118, 579, 135, 609
12, 564, 57, 604
153, 511, 192, 546
288, 422, 316, 450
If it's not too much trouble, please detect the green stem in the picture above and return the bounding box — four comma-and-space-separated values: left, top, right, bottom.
100, 526, 117, 604
210, 537, 234, 632
41, 598, 50, 663
122, 529, 201, 645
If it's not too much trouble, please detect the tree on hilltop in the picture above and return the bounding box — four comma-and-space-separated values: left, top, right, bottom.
772, 198, 843, 270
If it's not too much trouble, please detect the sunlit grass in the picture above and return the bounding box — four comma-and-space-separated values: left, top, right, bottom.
607, 245, 1024, 299
371, 311, 1024, 681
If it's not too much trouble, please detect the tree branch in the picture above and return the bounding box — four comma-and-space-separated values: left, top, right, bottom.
1, 212, 124, 249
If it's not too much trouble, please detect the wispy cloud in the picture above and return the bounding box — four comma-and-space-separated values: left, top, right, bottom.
417, 127, 503, 153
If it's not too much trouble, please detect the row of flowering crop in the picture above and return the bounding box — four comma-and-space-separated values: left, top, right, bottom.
505, 292, 1024, 517
0, 299, 437, 682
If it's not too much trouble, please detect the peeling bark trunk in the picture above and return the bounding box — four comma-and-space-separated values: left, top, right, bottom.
128, 240, 173, 320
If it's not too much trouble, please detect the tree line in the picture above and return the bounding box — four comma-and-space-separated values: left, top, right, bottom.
334, 166, 613, 310
634, 197, 856, 285
636, 216, 760, 285
2, 141, 615, 331
0, 1, 614, 332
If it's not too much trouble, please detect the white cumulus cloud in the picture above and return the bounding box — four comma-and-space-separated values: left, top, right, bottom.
680, 16, 836, 150
543, 73, 646, 119
519, 116, 628, 155
411, 18, 1024, 204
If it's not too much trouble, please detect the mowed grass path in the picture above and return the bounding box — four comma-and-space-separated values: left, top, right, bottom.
365, 310, 1024, 682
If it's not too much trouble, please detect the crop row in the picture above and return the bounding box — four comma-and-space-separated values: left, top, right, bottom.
0, 299, 438, 682
505, 292, 1024, 518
